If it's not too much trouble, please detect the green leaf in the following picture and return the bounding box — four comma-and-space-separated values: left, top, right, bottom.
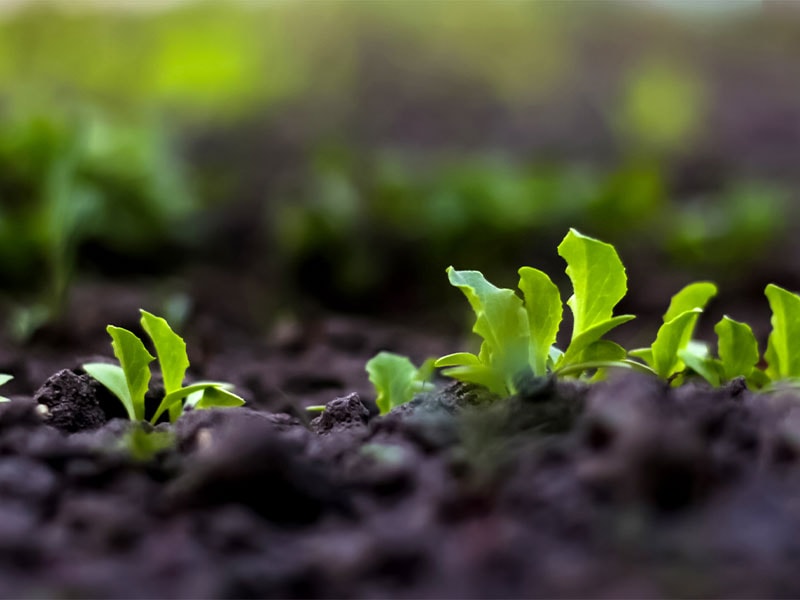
649, 308, 702, 378
715, 316, 759, 382
518, 267, 562, 376
446, 267, 529, 383
664, 282, 717, 321
152, 381, 240, 423
0, 374, 12, 403
106, 325, 155, 421
556, 359, 656, 378
765, 284, 800, 380
140, 310, 189, 395
747, 369, 771, 389
581, 340, 628, 362
678, 341, 722, 386
560, 314, 636, 365
557, 229, 629, 338
629, 282, 717, 380
434, 352, 482, 367
119, 426, 175, 463
83, 363, 136, 420
366, 352, 424, 415
629, 347, 654, 365
193, 386, 246, 410
440, 365, 506, 396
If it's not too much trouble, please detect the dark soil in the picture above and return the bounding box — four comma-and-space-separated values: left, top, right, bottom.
0, 290, 799, 598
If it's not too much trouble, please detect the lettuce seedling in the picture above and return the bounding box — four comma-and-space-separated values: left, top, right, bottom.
629, 282, 717, 381
764, 284, 800, 383
435, 229, 644, 395
678, 315, 762, 387
0, 374, 11, 402
366, 352, 435, 414
84, 310, 244, 424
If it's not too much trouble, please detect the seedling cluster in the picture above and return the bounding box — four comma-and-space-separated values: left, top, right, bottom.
367, 229, 800, 412
83, 310, 243, 424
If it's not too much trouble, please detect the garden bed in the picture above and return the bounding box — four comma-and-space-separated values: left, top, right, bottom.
1, 283, 800, 598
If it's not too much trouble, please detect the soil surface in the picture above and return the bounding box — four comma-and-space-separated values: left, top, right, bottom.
0, 282, 800, 598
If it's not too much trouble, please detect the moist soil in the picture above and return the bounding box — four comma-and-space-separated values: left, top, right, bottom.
1, 283, 800, 598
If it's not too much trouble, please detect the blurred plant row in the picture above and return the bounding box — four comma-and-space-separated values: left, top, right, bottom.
0, 1, 793, 336
0, 106, 195, 338
276, 146, 786, 310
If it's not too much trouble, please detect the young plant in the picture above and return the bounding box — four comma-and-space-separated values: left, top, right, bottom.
434, 229, 645, 396
640, 283, 800, 390
366, 352, 435, 415
83, 310, 244, 424
0, 374, 12, 402
628, 282, 717, 382
764, 284, 800, 384
678, 315, 762, 388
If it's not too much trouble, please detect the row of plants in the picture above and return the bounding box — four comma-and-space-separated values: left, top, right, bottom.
278, 149, 786, 308
2, 228, 797, 433
1, 311, 241, 418
367, 229, 800, 413
0, 105, 195, 339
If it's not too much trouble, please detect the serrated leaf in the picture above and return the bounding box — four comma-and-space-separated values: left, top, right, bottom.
715, 316, 759, 382
650, 308, 702, 378
366, 352, 420, 415
83, 363, 136, 420
140, 310, 189, 395
107, 325, 155, 421
557, 229, 628, 338
664, 282, 717, 321
446, 267, 529, 387
518, 267, 562, 376
765, 284, 800, 380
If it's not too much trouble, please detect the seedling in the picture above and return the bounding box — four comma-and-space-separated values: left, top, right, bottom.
434, 229, 647, 396
366, 352, 435, 415
629, 282, 717, 382
362, 231, 800, 407
83, 310, 244, 424
678, 315, 763, 388
118, 427, 175, 463
659, 284, 798, 390
0, 374, 12, 402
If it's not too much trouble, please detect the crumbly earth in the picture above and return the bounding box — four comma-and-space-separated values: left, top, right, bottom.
0, 329, 799, 598
1, 280, 799, 598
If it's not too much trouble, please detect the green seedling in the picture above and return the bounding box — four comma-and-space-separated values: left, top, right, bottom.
366, 352, 435, 415
83, 310, 244, 424
0, 374, 12, 402
434, 229, 645, 396
118, 427, 175, 463
638, 283, 800, 390
629, 282, 717, 381
678, 315, 763, 388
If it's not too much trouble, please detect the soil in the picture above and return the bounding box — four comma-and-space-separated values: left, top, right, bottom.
1, 279, 800, 598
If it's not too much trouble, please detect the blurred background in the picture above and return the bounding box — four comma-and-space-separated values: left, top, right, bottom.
0, 0, 798, 348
